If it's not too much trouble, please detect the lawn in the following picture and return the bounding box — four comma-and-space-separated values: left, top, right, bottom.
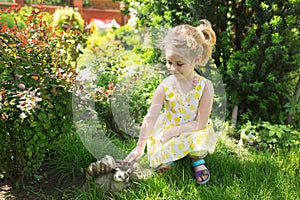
1, 133, 299, 200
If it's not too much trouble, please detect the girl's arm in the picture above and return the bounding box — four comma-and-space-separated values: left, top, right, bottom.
159, 80, 214, 143
124, 84, 165, 162
138, 84, 165, 140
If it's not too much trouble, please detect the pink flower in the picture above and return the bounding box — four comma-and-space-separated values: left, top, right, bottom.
1, 113, 8, 121
16, 74, 23, 79
18, 84, 25, 89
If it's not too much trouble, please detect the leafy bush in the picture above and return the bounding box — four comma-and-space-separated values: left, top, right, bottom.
0, 10, 17, 28
52, 7, 84, 31
238, 121, 299, 151
0, 5, 86, 182
77, 26, 166, 139
258, 122, 300, 150
113, 24, 143, 50
283, 92, 300, 126
26, 0, 72, 6
78, 28, 127, 136
0, 6, 52, 29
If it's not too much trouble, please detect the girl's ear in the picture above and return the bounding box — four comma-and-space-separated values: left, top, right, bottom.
193, 55, 202, 66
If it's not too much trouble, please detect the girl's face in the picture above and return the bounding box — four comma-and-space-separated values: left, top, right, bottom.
165, 50, 196, 80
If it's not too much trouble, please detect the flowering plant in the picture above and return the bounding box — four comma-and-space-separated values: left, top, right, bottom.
0, 5, 86, 181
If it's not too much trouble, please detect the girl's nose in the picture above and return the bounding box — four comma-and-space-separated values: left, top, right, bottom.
169, 64, 177, 72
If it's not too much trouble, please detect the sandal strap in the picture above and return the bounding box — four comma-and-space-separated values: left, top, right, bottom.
194, 169, 210, 184
194, 169, 210, 178
191, 159, 205, 167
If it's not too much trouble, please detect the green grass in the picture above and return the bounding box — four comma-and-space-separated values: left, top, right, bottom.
35, 133, 299, 200
44, 134, 95, 185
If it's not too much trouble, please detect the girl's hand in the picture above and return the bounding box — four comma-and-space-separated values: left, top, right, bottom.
123, 146, 144, 163
123, 138, 147, 163
156, 127, 180, 145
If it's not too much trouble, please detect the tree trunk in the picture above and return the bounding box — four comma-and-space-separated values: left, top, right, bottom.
286, 76, 300, 124
231, 105, 239, 129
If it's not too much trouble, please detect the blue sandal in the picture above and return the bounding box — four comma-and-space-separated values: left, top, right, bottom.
191, 159, 210, 184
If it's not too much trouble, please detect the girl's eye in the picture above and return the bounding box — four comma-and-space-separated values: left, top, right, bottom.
167, 60, 184, 67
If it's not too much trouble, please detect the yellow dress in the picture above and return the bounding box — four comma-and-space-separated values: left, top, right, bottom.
147, 75, 218, 168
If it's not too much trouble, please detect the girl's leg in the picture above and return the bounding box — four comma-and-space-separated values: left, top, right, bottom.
189, 150, 208, 159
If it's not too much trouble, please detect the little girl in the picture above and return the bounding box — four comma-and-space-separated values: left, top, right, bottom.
124, 19, 218, 184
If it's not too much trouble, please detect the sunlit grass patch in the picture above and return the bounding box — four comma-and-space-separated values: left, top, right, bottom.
58, 133, 299, 200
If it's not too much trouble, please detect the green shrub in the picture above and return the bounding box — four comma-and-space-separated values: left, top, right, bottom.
52, 7, 84, 31
0, 6, 52, 29
0, 5, 86, 182
120, 65, 165, 125
77, 26, 166, 139
238, 121, 299, 151
78, 31, 127, 136
113, 24, 142, 50
258, 122, 300, 150
0, 11, 16, 28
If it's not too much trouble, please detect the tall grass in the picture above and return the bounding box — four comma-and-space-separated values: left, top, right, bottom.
44, 134, 95, 185
44, 132, 299, 200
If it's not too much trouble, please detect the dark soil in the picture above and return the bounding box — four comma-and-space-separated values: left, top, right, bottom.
0, 174, 86, 200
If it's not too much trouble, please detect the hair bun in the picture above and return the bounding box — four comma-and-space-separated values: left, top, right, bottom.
197, 19, 216, 46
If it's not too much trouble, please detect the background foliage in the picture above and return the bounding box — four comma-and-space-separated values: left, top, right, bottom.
77, 25, 166, 138
52, 7, 84, 31
122, 0, 300, 127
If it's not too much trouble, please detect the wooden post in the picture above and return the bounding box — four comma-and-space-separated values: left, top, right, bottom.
73, 0, 83, 10
230, 105, 238, 130
14, 0, 25, 5
73, 0, 83, 19
119, 2, 129, 25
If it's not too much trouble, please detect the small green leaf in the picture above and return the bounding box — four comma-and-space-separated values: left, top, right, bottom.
30, 121, 38, 127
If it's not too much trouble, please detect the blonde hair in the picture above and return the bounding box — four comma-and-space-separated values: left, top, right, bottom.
161, 19, 216, 66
